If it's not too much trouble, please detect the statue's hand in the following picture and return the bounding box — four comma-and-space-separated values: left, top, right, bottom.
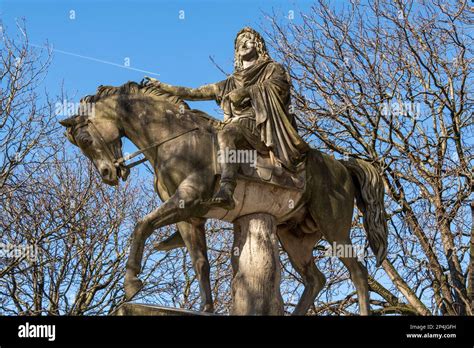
227, 87, 249, 106
142, 77, 181, 96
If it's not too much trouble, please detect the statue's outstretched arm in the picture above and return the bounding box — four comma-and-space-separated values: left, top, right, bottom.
165, 83, 218, 101
144, 77, 218, 101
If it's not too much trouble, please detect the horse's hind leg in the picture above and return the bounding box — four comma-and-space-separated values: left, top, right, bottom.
324, 230, 370, 315
339, 250, 370, 315
277, 225, 325, 316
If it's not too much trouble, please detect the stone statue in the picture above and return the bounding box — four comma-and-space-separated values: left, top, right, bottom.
59, 27, 388, 315
145, 27, 309, 210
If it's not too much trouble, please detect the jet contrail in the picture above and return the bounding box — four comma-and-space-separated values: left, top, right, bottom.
30, 43, 160, 76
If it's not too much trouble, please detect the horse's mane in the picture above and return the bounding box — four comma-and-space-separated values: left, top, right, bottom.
80, 81, 188, 107
80, 81, 220, 127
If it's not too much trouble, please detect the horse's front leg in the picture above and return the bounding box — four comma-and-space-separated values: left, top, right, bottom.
152, 219, 214, 312
176, 220, 214, 312
124, 176, 212, 303
124, 194, 191, 300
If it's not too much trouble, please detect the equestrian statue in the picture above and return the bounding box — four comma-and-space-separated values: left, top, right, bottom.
59, 27, 388, 315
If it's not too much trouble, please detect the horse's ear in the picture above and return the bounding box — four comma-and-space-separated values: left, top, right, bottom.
59, 116, 78, 127
59, 115, 87, 127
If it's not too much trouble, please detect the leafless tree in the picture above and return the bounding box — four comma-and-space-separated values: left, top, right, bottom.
264, 0, 473, 315
0, 23, 154, 315
0, 23, 235, 315
0, 145, 155, 315
0, 21, 56, 194
2, 2, 472, 316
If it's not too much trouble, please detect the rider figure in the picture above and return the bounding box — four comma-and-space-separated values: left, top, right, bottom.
146, 27, 309, 210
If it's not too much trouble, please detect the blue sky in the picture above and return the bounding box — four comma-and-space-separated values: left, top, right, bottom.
0, 0, 321, 157
1, 0, 414, 311
0, 0, 316, 118
4, 0, 467, 314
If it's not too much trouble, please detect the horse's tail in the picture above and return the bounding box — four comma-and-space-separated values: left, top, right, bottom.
343, 158, 388, 267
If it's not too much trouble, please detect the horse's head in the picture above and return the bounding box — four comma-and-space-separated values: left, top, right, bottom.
59, 80, 199, 186
59, 113, 129, 186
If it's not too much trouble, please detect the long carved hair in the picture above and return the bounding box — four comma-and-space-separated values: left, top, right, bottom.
233, 27, 271, 71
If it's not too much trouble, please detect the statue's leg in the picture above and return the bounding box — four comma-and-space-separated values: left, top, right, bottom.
205, 124, 242, 209
277, 225, 325, 315
124, 175, 210, 301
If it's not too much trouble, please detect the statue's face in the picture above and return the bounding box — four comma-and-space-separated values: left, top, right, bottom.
237, 33, 258, 61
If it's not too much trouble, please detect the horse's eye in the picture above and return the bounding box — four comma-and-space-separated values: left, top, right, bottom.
77, 133, 93, 147
83, 138, 93, 147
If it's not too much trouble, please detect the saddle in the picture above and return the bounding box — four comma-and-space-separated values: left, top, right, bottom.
212, 137, 306, 191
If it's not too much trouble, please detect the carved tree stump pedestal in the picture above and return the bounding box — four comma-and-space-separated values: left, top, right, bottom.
231, 213, 284, 315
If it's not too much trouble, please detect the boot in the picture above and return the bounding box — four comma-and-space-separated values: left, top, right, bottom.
206, 180, 236, 210
204, 160, 238, 210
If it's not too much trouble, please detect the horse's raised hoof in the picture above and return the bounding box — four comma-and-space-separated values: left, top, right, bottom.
124, 277, 144, 301
200, 303, 214, 313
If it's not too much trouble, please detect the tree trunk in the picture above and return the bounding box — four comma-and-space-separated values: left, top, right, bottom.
382, 260, 431, 316
469, 201, 474, 314
231, 213, 284, 315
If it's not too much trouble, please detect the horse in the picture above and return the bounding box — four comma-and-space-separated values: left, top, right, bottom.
59, 81, 388, 315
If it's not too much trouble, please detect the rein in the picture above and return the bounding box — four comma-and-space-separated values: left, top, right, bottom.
114, 127, 200, 169
83, 120, 199, 170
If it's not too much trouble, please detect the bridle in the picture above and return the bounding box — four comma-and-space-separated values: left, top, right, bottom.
70, 118, 199, 172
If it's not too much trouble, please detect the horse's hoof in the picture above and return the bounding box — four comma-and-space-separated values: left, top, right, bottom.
200, 304, 214, 313
124, 278, 143, 301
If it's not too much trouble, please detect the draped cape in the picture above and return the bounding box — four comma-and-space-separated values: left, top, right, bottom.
215, 60, 309, 171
